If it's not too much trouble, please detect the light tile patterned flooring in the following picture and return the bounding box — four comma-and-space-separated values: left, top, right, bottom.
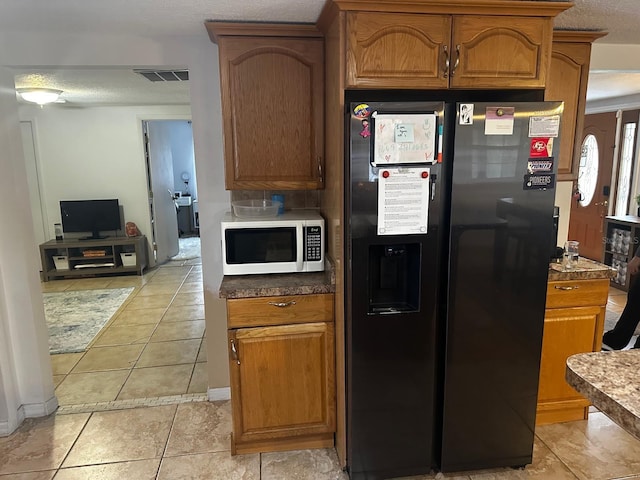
2, 279, 640, 478
607, 285, 628, 315
43, 255, 207, 411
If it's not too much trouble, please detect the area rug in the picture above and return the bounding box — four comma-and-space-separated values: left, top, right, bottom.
171, 236, 201, 260
43, 287, 134, 354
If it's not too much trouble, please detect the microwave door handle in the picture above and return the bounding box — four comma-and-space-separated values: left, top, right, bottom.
296, 224, 304, 271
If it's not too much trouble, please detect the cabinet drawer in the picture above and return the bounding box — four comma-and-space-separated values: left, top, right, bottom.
227, 293, 334, 328
546, 279, 609, 309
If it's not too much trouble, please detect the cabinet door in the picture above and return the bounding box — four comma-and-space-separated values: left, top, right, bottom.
346, 12, 450, 89
218, 36, 324, 190
537, 306, 603, 421
547, 32, 604, 181
545, 42, 590, 179
229, 322, 335, 445
450, 16, 551, 88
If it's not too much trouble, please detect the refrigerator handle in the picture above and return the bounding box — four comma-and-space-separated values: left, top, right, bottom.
431, 174, 437, 201
442, 45, 450, 78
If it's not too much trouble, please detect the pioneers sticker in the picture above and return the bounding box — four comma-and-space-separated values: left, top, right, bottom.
524, 173, 555, 190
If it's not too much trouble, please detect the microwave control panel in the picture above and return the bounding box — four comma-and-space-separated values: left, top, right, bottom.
305, 226, 322, 261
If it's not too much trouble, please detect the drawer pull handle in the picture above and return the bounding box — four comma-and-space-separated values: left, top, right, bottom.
268, 301, 297, 308
230, 339, 240, 365
554, 285, 579, 291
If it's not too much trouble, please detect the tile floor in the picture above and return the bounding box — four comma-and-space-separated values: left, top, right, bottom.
607, 285, 627, 315
43, 254, 206, 410
3, 272, 638, 478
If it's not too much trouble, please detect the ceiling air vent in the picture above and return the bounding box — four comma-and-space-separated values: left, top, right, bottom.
134, 69, 189, 82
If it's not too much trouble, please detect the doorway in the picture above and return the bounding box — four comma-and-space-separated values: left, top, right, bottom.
143, 119, 201, 265
15, 67, 207, 408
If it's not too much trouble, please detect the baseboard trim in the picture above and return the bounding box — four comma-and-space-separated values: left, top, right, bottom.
208, 387, 230, 401
23, 396, 59, 418
0, 405, 26, 437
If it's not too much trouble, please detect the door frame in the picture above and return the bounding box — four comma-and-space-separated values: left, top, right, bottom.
137, 114, 192, 266
569, 111, 617, 261
611, 110, 640, 216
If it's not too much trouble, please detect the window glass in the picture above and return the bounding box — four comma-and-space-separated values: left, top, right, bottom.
615, 123, 636, 215
578, 134, 599, 207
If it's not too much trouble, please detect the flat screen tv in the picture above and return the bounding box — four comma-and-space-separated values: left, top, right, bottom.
60, 199, 121, 240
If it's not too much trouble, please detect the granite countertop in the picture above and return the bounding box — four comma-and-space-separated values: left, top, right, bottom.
219, 262, 335, 299
566, 350, 640, 441
548, 257, 616, 281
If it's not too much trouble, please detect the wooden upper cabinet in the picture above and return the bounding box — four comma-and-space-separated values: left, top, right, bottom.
345, 12, 552, 89
347, 12, 450, 88
545, 31, 607, 181
451, 16, 550, 88
206, 23, 324, 190
320, 0, 573, 90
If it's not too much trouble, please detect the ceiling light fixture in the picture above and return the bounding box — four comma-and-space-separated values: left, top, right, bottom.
17, 88, 63, 106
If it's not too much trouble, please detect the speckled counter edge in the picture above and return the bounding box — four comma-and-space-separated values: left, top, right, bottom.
548, 257, 616, 281
566, 351, 640, 441
219, 260, 335, 299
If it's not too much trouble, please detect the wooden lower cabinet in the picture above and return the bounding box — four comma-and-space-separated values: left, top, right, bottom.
226, 294, 336, 454
536, 279, 609, 425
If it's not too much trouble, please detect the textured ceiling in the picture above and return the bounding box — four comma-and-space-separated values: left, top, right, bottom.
4, 0, 640, 106
13, 69, 190, 107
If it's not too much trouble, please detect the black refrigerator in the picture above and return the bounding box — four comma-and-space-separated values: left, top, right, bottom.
345, 93, 562, 479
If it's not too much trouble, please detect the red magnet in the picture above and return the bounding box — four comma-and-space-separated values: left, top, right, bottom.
422, 171, 429, 178
382, 170, 390, 178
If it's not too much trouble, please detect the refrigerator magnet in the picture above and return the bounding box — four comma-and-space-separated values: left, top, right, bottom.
377, 167, 430, 235
528, 115, 560, 138
459, 104, 473, 125
527, 158, 554, 174
359, 118, 371, 138
530, 137, 554, 157
523, 173, 555, 190
371, 112, 438, 165
484, 107, 514, 135
353, 103, 371, 118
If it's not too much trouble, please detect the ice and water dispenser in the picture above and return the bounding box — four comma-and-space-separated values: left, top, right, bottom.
367, 243, 421, 314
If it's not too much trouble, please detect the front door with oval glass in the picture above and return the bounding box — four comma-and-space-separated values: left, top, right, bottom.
568, 112, 616, 261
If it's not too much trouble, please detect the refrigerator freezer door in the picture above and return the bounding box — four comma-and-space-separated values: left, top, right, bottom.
346, 101, 445, 479
439, 102, 562, 472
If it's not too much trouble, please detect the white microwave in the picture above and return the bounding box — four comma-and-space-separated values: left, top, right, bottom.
221, 210, 325, 275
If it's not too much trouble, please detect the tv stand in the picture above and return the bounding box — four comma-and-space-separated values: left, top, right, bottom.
80, 235, 108, 241
40, 235, 148, 281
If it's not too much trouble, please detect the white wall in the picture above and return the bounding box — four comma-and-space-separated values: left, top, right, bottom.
0, 30, 231, 433
555, 181, 573, 246
18, 105, 191, 245
0, 67, 57, 436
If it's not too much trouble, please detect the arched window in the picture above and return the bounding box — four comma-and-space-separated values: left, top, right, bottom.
578, 134, 599, 207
